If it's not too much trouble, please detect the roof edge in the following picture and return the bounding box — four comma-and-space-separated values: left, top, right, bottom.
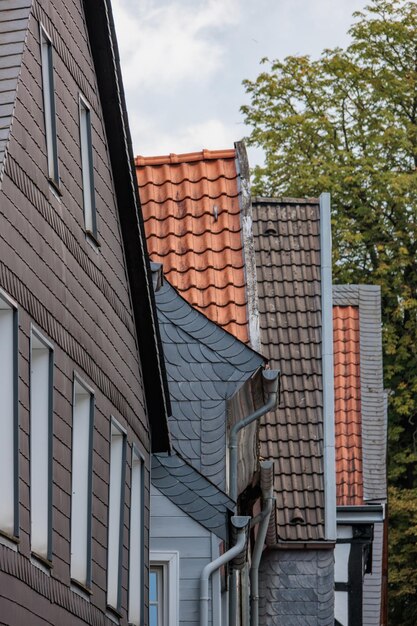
135, 148, 236, 167
82, 0, 171, 452
252, 196, 320, 205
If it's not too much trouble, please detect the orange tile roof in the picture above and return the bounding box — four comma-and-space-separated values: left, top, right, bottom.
333, 305, 364, 506
135, 149, 249, 343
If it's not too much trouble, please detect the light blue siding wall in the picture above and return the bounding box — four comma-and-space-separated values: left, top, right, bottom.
150, 485, 222, 625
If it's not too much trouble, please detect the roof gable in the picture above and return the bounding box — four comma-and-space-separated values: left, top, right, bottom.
155, 274, 264, 488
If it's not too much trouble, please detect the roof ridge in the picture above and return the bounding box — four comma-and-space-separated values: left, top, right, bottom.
135, 148, 236, 166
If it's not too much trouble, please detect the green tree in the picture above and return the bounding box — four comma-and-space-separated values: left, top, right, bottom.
241, 1, 417, 623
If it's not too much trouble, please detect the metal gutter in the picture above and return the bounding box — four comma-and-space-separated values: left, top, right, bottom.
228, 370, 280, 502
200, 516, 250, 626
250, 461, 274, 626
320, 192, 337, 541
337, 504, 385, 524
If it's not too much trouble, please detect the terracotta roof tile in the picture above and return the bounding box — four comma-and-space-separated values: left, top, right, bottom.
136, 150, 248, 343
333, 305, 363, 506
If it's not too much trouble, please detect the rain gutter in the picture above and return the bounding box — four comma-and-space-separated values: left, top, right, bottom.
200, 516, 250, 626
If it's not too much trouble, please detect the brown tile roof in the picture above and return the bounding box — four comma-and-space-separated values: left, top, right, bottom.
135, 150, 249, 343
252, 197, 325, 541
333, 305, 364, 506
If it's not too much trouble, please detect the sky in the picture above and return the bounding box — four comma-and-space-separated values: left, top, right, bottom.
111, 0, 367, 167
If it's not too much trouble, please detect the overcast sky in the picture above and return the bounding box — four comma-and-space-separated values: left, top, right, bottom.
112, 0, 367, 166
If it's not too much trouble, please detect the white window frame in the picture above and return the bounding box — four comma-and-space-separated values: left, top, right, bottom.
70, 374, 94, 588
40, 24, 60, 188
0, 289, 19, 538
79, 94, 97, 239
107, 418, 126, 611
128, 446, 144, 626
30, 327, 53, 562
149, 551, 179, 626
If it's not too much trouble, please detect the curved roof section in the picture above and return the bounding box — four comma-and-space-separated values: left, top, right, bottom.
136, 149, 249, 342
155, 273, 264, 490
152, 452, 234, 541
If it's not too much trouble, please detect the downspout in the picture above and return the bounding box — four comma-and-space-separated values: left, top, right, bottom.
228, 371, 279, 626
250, 461, 274, 626
320, 192, 337, 541
200, 516, 250, 626
229, 370, 280, 502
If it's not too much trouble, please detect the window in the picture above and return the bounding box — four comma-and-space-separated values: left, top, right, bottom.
30, 329, 53, 561
70, 376, 93, 587
40, 25, 59, 187
128, 448, 144, 625
149, 552, 179, 626
0, 290, 18, 537
107, 419, 126, 610
79, 95, 97, 239
150, 566, 164, 626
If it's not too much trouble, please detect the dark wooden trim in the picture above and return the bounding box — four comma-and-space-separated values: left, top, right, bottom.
82, 0, 171, 452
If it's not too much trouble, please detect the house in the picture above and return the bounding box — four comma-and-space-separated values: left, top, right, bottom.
148, 262, 276, 625
333, 285, 387, 626
136, 144, 387, 625
0, 0, 169, 623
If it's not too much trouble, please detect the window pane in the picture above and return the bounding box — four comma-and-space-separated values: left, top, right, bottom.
0, 299, 16, 535
149, 605, 158, 626
70, 379, 93, 585
107, 421, 125, 609
149, 570, 157, 602
30, 332, 52, 559
40, 26, 59, 184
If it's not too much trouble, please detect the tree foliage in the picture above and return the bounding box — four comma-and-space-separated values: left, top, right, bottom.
241, 1, 417, 623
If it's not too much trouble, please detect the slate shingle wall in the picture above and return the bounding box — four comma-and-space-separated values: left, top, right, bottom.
259, 549, 334, 626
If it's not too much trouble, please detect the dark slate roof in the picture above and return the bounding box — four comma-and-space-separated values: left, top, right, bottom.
0, 0, 32, 181
155, 274, 264, 490
152, 452, 234, 541
252, 197, 325, 541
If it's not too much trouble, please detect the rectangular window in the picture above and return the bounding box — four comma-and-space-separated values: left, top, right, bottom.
0, 291, 18, 537
30, 329, 53, 561
79, 95, 97, 239
107, 419, 126, 610
128, 448, 144, 625
149, 552, 179, 626
40, 25, 59, 187
70, 376, 93, 587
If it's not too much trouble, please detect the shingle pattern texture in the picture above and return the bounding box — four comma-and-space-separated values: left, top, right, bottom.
155, 275, 263, 491
259, 549, 334, 625
252, 198, 325, 541
152, 452, 234, 541
0, 0, 32, 179
136, 150, 249, 343
333, 305, 364, 506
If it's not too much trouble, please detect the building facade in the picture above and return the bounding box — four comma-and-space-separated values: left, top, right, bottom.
0, 0, 168, 623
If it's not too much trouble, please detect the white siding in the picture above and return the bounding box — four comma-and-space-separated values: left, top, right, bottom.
363, 521, 384, 626
150, 486, 222, 626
